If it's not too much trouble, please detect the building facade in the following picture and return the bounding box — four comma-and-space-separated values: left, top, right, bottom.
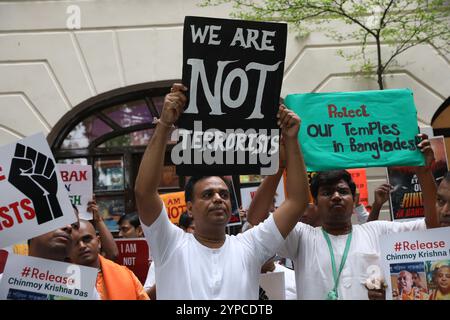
1, 0, 449, 228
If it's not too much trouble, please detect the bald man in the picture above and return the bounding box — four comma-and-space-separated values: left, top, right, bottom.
70, 220, 149, 300
394, 270, 428, 300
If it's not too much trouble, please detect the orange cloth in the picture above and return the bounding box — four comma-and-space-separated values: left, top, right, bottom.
12, 243, 28, 256
96, 255, 149, 300
400, 288, 428, 300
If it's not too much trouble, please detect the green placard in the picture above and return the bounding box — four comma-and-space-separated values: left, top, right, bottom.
285, 89, 425, 171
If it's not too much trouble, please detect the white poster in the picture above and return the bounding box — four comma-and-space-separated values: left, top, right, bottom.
380, 227, 450, 300
240, 180, 285, 212
0, 133, 77, 249
57, 164, 93, 220
0, 254, 98, 300
259, 271, 285, 300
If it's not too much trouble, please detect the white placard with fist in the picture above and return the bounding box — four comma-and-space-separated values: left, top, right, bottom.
0, 133, 76, 249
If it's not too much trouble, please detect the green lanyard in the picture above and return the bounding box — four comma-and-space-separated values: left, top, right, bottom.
321, 229, 352, 300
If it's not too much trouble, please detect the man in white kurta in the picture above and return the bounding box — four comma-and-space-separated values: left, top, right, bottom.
142, 206, 284, 299
279, 218, 426, 299
135, 83, 310, 300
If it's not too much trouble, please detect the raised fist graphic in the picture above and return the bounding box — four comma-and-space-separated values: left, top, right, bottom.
8, 143, 63, 224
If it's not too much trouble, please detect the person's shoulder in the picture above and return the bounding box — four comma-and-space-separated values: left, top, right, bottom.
292, 221, 319, 240
357, 220, 391, 232
296, 221, 316, 231
364, 218, 425, 232
235, 215, 274, 236
359, 220, 389, 226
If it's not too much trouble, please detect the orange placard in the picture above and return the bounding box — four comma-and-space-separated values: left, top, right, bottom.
160, 191, 187, 225
347, 168, 368, 207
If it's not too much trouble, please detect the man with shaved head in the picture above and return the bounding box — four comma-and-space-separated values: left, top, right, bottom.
394, 270, 428, 300
70, 220, 149, 300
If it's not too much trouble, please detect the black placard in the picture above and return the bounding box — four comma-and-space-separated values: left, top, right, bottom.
174, 16, 287, 175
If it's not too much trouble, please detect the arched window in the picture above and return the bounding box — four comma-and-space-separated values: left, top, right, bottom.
48, 80, 260, 234
48, 80, 184, 231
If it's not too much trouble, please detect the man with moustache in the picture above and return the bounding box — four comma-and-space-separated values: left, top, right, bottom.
135, 83, 310, 299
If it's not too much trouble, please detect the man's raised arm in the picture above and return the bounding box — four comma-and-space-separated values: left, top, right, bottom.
272, 105, 309, 238
415, 134, 439, 229
135, 84, 187, 226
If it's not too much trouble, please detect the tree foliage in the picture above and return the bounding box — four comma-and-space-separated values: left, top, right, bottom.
201, 0, 450, 89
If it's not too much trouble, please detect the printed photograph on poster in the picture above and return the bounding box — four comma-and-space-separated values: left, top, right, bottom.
387, 136, 448, 221
424, 259, 450, 300
389, 262, 429, 300
380, 226, 450, 300
0, 254, 97, 300
0, 133, 77, 249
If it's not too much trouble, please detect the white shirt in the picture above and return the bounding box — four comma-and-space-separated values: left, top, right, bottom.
354, 204, 369, 224
279, 219, 426, 300
143, 261, 155, 290
141, 206, 284, 300
273, 262, 297, 300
